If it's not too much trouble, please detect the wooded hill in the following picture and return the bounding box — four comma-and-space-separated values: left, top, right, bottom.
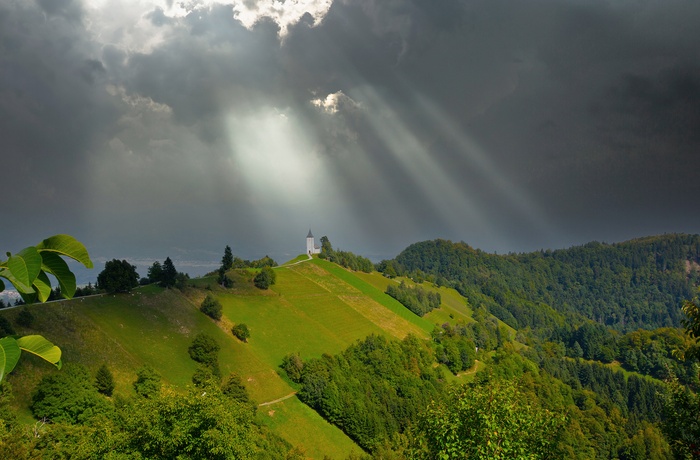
381, 234, 700, 332
0, 234, 697, 458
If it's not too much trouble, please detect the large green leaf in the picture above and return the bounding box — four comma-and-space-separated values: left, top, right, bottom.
36, 235, 93, 269
16, 335, 62, 369
6, 247, 42, 293
0, 337, 21, 377
0, 267, 34, 295
41, 251, 76, 298
32, 271, 53, 303
0, 277, 5, 292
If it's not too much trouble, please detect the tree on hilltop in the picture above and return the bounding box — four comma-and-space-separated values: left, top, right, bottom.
161, 257, 177, 288
221, 245, 233, 272
97, 259, 139, 293
147, 261, 162, 284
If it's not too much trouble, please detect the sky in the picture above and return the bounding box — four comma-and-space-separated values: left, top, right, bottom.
2, 0, 700, 283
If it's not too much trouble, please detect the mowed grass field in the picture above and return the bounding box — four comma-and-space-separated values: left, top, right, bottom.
1, 256, 477, 458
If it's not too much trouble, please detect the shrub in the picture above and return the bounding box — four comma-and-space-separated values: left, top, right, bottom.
200, 294, 223, 320
280, 353, 304, 383
133, 365, 161, 398
253, 267, 276, 290
232, 324, 250, 343
188, 333, 221, 376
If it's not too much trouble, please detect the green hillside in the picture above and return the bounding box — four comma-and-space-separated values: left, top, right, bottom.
1, 255, 446, 458
2, 242, 697, 459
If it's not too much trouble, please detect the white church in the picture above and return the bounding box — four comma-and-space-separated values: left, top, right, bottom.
306, 229, 321, 255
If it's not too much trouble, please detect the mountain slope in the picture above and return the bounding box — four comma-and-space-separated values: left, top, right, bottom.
3, 256, 447, 458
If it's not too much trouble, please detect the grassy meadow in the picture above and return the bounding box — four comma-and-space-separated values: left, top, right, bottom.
1, 255, 479, 457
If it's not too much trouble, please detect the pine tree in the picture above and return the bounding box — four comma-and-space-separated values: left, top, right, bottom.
221, 245, 233, 272
95, 364, 115, 396
161, 257, 177, 288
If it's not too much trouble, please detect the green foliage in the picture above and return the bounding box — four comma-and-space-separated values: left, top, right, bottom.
160, 257, 177, 288
31, 364, 113, 424
662, 377, 700, 459
432, 326, 476, 374
254, 266, 276, 289
250, 255, 278, 268
121, 386, 258, 459
133, 364, 161, 398
319, 237, 373, 272
15, 307, 34, 328
0, 335, 62, 383
147, 261, 162, 284
296, 334, 443, 452
660, 295, 700, 458
189, 332, 221, 376
232, 323, 250, 343
95, 364, 115, 397
0, 234, 93, 303
386, 281, 441, 317
200, 293, 223, 320
281, 352, 304, 383
0, 386, 295, 458
617, 327, 696, 383
218, 267, 233, 288
221, 372, 252, 408
411, 379, 567, 459
387, 235, 700, 332
221, 245, 234, 272
681, 296, 700, 362
192, 364, 219, 388
175, 271, 189, 290
97, 259, 139, 293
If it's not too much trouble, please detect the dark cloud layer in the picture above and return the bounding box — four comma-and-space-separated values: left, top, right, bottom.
2, 0, 699, 277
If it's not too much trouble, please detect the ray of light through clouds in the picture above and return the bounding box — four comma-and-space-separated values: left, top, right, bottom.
3, 0, 700, 283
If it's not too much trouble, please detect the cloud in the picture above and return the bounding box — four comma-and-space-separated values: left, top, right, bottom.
3, 0, 700, 269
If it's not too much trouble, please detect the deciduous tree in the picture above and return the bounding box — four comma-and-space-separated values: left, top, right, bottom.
200, 294, 222, 320
134, 365, 161, 398
232, 323, 250, 343
97, 259, 139, 293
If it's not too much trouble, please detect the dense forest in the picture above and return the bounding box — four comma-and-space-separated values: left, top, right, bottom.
379, 234, 700, 332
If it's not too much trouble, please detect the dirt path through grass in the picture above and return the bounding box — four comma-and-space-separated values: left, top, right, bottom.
259, 392, 297, 406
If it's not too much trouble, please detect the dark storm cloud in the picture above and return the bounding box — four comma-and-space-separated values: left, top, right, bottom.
1, 0, 117, 250
280, 0, 700, 252
4, 0, 700, 271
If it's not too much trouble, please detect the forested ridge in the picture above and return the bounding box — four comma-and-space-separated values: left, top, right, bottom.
380, 234, 700, 332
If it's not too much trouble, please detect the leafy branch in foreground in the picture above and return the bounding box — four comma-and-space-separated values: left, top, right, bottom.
0, 234, 93, 382
0, 234, 93, 303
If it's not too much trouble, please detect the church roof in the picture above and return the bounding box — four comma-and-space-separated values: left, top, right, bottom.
307, 229, 314, 238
